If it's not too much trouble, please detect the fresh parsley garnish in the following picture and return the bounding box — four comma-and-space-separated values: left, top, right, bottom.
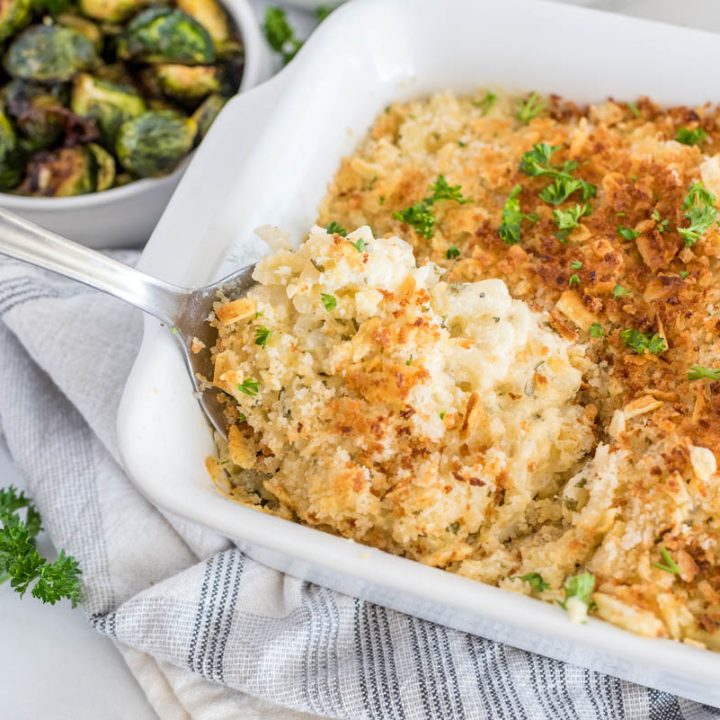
394, 175, 470, 238
568, 274, 580, 287
349, 237, 366, 253
0, 487, 81, 607
617, 226, 640, 240
516, 92, 545, 124
519, 143, 596, 205
680, 270, 689, 280
519, 143, 560, 177
679, 181, 718, 247
620, 328, 667, 355
497, 184, 537, 245
237, 378, 260, 396
559, 572, 595, 610
627, 101, 641, 118
263, 6, 303, 65
255, 326, 272, 346
570, 260, 583, 270
553, 203, 591, 240
653, 546, 680, 575
688, 364, 720, 381
405, 355, 413, 366
651, 209, 670, 233
612, 284, 630, 298
429, 175, 471, 204
446, 246, 461, 259
540, 177, 596, 205
326, 221, 347, 237
394, 201, 436, 238
676, 127, 707, 146
589, 323, 605, 339
321, 293, 337, 311
517, 572, 549, 593
472, 91, 497, 115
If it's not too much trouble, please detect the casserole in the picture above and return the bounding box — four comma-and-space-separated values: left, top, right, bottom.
0, 0, 271, 249
118, 0, 720, 704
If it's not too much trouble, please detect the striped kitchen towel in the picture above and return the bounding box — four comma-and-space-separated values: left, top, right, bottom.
0, 254, 717, 720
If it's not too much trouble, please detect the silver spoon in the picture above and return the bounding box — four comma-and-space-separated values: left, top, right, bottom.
0, 207, 254, 437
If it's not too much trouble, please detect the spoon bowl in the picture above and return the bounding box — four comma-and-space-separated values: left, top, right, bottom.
0, 207, 255, 436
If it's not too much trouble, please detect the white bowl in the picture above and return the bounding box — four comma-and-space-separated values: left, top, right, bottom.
119, 0, 720, 705
0, 0, 271, 249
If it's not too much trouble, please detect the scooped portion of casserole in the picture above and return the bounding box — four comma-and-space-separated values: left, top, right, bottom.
210, 89, 720, 649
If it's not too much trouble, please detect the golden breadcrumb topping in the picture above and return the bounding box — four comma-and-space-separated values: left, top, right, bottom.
212, 91, 720, 649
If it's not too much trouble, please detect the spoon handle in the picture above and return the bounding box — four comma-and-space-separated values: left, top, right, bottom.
0, 207, 186, 326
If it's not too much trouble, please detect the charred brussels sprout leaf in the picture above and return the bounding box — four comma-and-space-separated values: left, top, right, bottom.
78, 0, 150, 23
115, 110, 196, 177
191, 92, 225, 140
71, 73, 146, 145
87, 142, 114, 190
141, 63, 221, 102
3, 79, 68, 150
0, 0, 31, 43
0, 110, 25, 189
118, 8, 215, 65
176, 0, 230, 45
21, 145, 100, 196
4, 25, 98, 82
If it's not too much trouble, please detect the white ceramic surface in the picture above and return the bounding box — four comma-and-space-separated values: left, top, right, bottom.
0, 0, 271, 250
118, 0, 720, 705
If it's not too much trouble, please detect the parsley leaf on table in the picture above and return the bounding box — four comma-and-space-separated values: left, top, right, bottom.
0, 486, 81, 606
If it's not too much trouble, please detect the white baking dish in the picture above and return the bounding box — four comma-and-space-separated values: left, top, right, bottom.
118, 0, 720, 705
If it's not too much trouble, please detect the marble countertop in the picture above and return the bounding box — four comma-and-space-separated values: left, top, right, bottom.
3, 1, 719, 718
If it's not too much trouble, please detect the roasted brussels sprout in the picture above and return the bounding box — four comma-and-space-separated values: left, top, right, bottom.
20, 145, 100, 196
71, 73, 145, 145
176, 0, 229, 45
191, 92, 225, 140
0, 110, 24, 189
56, 13, 103, 51
141, 63, 221, 103
3, 79, 67, 149
0, 0, 31, 43
4, 25, 98, 82
78, 0, 150, 23
88, 141, 114, 190
115, 110, 196, 178
0, 0, 242, 195
117, 8, 215, 65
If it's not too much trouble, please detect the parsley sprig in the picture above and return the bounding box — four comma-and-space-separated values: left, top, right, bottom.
472, 91, 497, 115
237, 378, 260, 396
326, 221, 347, 237
516, 92, 545, 124
0, 487, 81, 607
559, 571, 596, 611
553, 203, 591, 241
497, 184, 538, 245
263, 7, 303, 65
688, 364, 720, 381
653, 546, 680, 575
617, 226, 640, 241
620, 328, 667, 355
516, 572, 549, 593
519, 143, 596, 204
394, 175, 471, 239
676, 127, 707, 147
679, 181, 718, 247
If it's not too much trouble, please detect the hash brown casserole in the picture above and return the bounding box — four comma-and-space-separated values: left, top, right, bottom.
209, 90, 720, 648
